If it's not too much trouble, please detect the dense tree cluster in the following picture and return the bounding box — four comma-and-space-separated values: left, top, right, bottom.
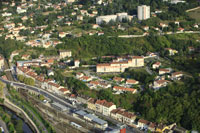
134, 79, 200, 131
55, 34, 200, 58
65, 77, 89, 94
0, 37, 24, 59
17, 74, 35, 86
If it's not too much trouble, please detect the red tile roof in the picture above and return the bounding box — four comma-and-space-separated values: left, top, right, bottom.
59, 88, 69, 92
126, 79, 138, 84
159, 68, 170, 72
132, 56, 144, 59
95, 99, 115, 108
89, 81, 99, 85
172, 71, 183, 77
113, 86, 136, 92
88, 98, 96, 104
113, 77, 125, 82
138, 119, 149, 125
96, 63, 110, 67
48, 82, 60, 88
155, 80, 169, 85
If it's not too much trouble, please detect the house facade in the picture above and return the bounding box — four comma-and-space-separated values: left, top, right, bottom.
96, 56, 144, 73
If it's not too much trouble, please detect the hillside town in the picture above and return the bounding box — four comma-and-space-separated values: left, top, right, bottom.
0, 0, 200, 132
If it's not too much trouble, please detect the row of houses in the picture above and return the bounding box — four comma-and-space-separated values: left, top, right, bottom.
76, 72, 138, 94
113, 77, 139, 85
153, 71, 184, 89
86, 98, 187, 132
17, 66, 71, 95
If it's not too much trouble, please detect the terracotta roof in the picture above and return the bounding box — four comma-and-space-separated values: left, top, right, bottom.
159, 68, 170, 72
138, 119, 149, 125
46, 59, 54, 64
27, 71, 37, 78
80, 76, 91, 80
110, 61, 128, 64
35, 76, 44, 82
77, 72, 83, 76
88, 98, 96, 104
111, 108, 135, 119
155, 80, 169, 85
165, 48, 173, 50
126, 79, 138, 84
113, 77, 125, 82
120, 111, 135, 119
149, 122, 156, 128
154, 62, 161, 66
70, 94, 76, 98
113, 86, 136, 92
89, 81, 99, 85
113, 86, 124, 90
96, 63, 110, 66
48, 82, 60, 88
59, 88, 69, 92
132, 56, 144, 59
111, 108, 121, 114
95, 99, 115, 108
172, 72, 183, 76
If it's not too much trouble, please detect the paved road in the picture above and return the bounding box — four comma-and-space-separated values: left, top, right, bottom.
145, 66, 153, 75
0, 119, 9, 133
109, 31, 200, 38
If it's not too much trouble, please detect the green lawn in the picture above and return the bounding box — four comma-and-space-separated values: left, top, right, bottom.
188, 8, 200, 22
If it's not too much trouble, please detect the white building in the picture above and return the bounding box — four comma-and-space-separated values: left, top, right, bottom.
16, 7, 27, 14
65, 0, 75, 3
59, 50, 72, 58
137, 5, 150, 20
170, 0, 185, 4
74, 60, 80, 67
95, 99, 116, 116
0, 56, 4, 70
96, 13, 132, 25
96, 56, 144, 73
2, 12, 12, 17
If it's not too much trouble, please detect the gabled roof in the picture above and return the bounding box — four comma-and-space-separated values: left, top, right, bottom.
126, 79, 138, 84
138, 119, 149, 125
95, 99, 115, 108
59, 88, 69, 92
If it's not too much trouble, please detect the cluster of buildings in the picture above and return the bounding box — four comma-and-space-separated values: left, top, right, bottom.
87, 98, 137, 127
95, 5, 151, 24
113, 86, 137, 94
25, 38, 62, 48
150, 60, 184, 89
76, 71, 139, 94
15, 50, 74, 95
96, 56, 144, 73
85, 98, 187, 132
96, 13, 133, 24
17, 66, 71, 95
4, 22, 27, 41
